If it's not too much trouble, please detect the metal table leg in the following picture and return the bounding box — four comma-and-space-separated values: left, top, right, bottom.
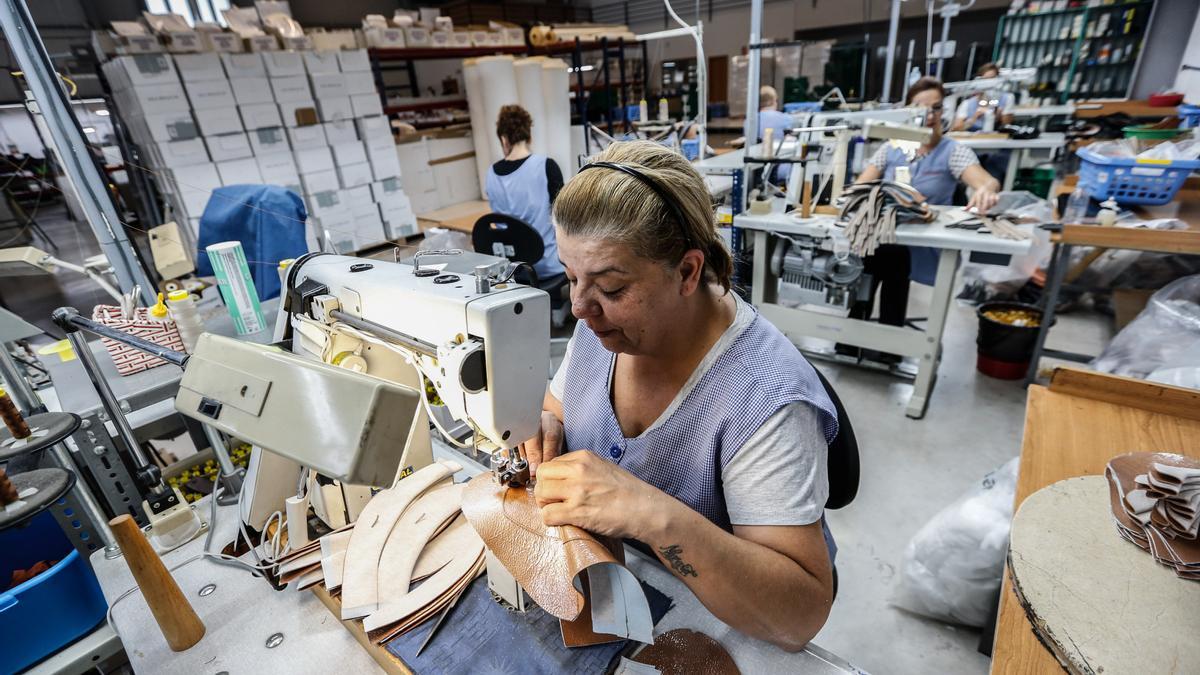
1002, 147, 1022, 192
1024, 241, 1071, 385
905, 248, 961, 419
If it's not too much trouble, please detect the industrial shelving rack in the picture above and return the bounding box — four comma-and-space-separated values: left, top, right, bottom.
994, 0, 1156, 103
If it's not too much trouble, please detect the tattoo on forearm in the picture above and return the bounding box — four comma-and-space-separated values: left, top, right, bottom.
658, 544, 698, 578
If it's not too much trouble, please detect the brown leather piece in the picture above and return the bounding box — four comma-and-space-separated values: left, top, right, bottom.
460, 472, 617, 621
560, 570, 621, 647
631, 629, 740, 675
1106, 452, 1200, 579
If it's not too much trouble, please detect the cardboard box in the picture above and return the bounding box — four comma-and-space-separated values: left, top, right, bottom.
356, 116, 393, 153
379, 194, 418, 239
364, 27, 405, 48
371, 177, 403, 202
183, 78, 235, 110
367, 147, 402, 181
138, 111, 199, 142
108, 55, 179, 89
316, 97, 353, 123
204, 132, 253, 162
355, 210, 388, 246
350, 93, 383, 118
330, 142, 367, 166
450, 32, 472, 48
261, 51, 305, 77
246, 35, 279, 52
288, 124, 327, 148
93, 31, 161, 56
257, 152, 300, 184
164, 31, 204, 53
278, 36, 312, 51
116, 83, 190, 114
486, 31, 506, 46
295, 146, 334, 174
337, 162, 373, 188
503, 27, 525, 46
221, 53, 266, 78
173, 53, 225, 82
203, 32, 243, 53
248, 126, 290, 156
306, 189, 343, 216
154, 138, 209, 167
308, 72, 347, 99
230, 76, 273, 105
316, 212, 360, 254
394, 139, 437, 212
271, 75, 312, 103
194, 107, 244, 136
301, 169, 339, 194
279, 100, 319, 127
239, 103, 283, 130
344, 72, 376, 96
345, 185, 374, 217
469, 30, 491, 47
216, 157, 263, 185
404, 27, 430, 47
302, 50, 340, 75
337, 49, 370, 73
323, 119, 358, 144
170, 162, 221, 214
307, 30, 357, 51
430, 31, 452, 48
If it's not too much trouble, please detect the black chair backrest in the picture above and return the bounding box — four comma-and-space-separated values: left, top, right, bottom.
471, 213, 544, 265
813, 367, 859, 510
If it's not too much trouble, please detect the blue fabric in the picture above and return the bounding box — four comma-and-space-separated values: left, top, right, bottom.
383, 575, 673, 674
560, 309, 838, 553
881, 137, 961, 285
195, 184, 308, 301
485, 154, 564, 279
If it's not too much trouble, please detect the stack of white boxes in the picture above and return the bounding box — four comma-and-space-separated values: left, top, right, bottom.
101, 49, 419, 256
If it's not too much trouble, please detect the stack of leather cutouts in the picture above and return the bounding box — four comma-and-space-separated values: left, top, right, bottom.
838, 180, 935, 257
1105, 452, 1200, 581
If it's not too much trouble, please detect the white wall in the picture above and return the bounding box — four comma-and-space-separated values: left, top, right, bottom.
1173, 2, 1200, 102
1133, 0, 1200, 99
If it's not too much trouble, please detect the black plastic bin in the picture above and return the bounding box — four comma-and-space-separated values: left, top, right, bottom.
976, 302, 1047, 380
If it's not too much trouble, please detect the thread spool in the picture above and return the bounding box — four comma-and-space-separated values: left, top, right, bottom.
0, 387, 31, 440
0, 468, 18, 506
109, 514, 206, 651
529, 25, 555, 47
166, 290, 203, 354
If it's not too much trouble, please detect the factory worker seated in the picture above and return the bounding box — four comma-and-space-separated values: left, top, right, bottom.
522, 140, 839, 651
758, 85, 793, 182
951, 62, 1015, 182
485, 104, 565, 284
849, 77, 1000, 361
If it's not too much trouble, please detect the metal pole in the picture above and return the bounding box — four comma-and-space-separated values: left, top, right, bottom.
0, 0, 156, 305
63, 330, 165, 495
47, 442, 121, 558
696, 21, 707, 159
881, 0, 902, 103
0, 345, 42, 415
742, 0, 764, 210
601, 37, 613, 136
937, 10, 952, 78
201, 424, 244, 505
904, 39, 915, 95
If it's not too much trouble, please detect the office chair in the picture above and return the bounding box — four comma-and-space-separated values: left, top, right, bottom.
471, 212, 570, 327
813, 366, 859, 510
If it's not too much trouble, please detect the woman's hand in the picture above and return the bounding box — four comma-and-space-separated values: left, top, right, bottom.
967, 185, 1000, 213
534, 451, 668, 541
519, 411, 563, 477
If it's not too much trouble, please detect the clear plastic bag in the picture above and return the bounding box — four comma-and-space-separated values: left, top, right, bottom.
417, 227, 470, 252
890, 457, 1019, 628
1091, 274, 1200, 378
957, 193, 1054, 305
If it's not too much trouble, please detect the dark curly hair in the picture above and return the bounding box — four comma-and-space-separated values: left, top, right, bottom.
905, 76, 946, 105
496, 104, 532, 145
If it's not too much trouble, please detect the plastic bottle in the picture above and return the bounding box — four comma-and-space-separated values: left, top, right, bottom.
638, 99, 649, 124
1062, 185, 1091, 224
1097, 197, 1119, 227
167, 290, 203, 353
658, 97, 669, 121
148, 292, 170, 322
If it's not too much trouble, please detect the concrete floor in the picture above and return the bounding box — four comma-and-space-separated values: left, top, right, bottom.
9, 210, 1117, 674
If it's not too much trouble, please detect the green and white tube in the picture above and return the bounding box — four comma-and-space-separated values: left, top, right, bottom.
206, 241, 265, 335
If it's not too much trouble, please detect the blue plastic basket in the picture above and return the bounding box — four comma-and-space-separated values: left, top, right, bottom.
783, 102, 822, 114
1076, 147, 1200, 205
1180, 104, 1200, 129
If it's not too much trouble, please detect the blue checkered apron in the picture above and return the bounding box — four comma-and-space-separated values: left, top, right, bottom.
560, 308, 840, 559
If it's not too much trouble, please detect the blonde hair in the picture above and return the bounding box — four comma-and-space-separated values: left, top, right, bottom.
553, 140, 733, 293
760, 85, 778, 109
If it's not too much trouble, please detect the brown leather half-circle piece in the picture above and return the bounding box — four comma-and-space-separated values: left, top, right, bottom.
461, 472, 618, 621
632, 629, 740, 675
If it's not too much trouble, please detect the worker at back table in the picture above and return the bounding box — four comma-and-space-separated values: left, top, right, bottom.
485, 104, 565, 281
952, 62, 1015, 182
758, 85, 792, 182
850, 77, 1000, 360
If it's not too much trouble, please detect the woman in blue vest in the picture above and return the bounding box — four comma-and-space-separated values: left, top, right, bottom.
485, 104, 565, 282
951, 62, 1015, 182
521, 140, 840, 651
851, 77, 1000, 348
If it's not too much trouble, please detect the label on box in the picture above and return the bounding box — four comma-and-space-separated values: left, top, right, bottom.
144, 111, 199, 141
248, 35, 279, 52
166, 31, 202, 53
206, 33, 242, 53
249, 127, 290, 155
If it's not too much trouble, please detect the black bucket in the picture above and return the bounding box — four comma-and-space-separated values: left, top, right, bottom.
976, 302, 1046, 379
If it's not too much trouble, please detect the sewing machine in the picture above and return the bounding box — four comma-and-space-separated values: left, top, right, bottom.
174, 251, 550, 547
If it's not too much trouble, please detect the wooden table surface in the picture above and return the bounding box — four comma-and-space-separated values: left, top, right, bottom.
990, 368, 1200, 673
1072, 99, 1179, 119
416, 199, 491, 234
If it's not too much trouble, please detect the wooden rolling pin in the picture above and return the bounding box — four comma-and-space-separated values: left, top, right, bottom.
109, 514, 206, 651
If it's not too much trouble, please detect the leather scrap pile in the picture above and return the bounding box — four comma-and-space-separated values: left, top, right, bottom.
947, 214, 1032, 240
838, 180, 935, 257
1105, 452, 1200, 580
272, 460, 488, 642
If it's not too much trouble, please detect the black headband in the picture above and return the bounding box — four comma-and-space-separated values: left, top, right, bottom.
577, 161, 697, 250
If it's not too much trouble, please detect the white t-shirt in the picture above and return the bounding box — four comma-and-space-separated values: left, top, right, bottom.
549, 295, 829, 527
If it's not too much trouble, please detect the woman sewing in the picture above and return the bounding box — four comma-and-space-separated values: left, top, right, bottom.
851, 77, 1000, 341
485, 104, 565, 282
520, 141, 840, 651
